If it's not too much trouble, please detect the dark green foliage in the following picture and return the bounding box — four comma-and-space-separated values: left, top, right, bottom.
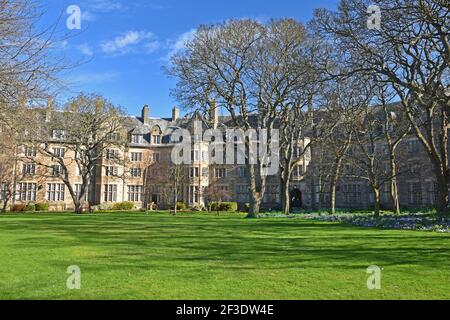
35, 203, 50, 212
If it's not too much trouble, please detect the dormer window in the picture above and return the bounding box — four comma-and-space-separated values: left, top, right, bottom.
52, 129, 67, 140
151, 126, 162, 145
131, 134, 144, 144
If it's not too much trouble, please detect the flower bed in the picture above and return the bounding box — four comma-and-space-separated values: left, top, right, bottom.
302, 213, 450, 233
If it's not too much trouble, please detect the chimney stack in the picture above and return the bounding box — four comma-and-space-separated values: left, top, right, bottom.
172, 107, 180, 122
142, 105, 150, 125
210, 100, 219, 129
45, 97, 54, 122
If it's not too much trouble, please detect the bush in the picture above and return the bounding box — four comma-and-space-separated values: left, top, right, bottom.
35, 203, 49, 212
176, 202, 187, 211
111, 202, 135, 211
210, 202, 238, 212
25, 203, 36, 212
191, 205, 206, 212
11, 204, 27, 212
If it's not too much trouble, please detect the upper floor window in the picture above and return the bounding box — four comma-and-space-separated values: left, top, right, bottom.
152, 153, 160, 163
22, 163, 36, 175
52, 129, 67, 140
106, 149, 120, 160
53, 148, 65, 158
215, 168, 227, 178
130, 152, 143, 162
105, 166, 119, 177
152, 135, 161, 145
107, 133, 120, 142
130, 168, 142, 178
24, 146, 37, 158
189, 167, 200, 178
131, 134, 144, 144
151, 126, 162, 145
52, 165, 65, 177
238, 167, 248, 178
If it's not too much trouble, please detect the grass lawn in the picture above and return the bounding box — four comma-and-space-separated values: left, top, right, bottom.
0, 212, 449, 300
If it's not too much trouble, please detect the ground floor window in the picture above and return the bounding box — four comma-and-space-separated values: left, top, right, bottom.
343, 184, 362, 205
47, 183, 65, 201
17, 183, 37, 202
426, 182, 437, 205
104, 184, 118, 202
189, 186, 200, 204
74, 184, 88, 201
1, 182, 8, 201
408, 182, 422, 206
128, 185, 143, 202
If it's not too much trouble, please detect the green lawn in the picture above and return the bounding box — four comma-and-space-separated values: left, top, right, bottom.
0, 212, 449, 300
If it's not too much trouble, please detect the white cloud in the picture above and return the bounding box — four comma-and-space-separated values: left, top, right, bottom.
77, 43, 94, 56
165, 29, 196, 60
101, 30, 159, 55
89, 0, 124, 12
69, 72, 119, 85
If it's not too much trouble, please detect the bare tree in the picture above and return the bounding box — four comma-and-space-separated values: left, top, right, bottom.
25, 93, 126, 214
313, 0, 450, 215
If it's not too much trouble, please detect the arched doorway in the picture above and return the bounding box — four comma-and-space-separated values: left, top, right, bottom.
291, 188, 303, 209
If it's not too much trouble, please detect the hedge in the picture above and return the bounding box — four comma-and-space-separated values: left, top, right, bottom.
35, 203, 50, 211
210, 202, 238, 212
111, 202, 135, 211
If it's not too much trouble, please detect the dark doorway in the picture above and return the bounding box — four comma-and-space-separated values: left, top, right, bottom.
291, 188, 303, 208
151, 195, 159, 205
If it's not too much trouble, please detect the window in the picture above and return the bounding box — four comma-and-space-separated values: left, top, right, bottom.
104, 184, 118, 202
238, 167, 248, 178
22, 163, 36, 175
107, 133, 119, 142
131, 152, 143, 162
106, 149, 119, 160
189, 167, 199, 178
343, 184, 362, 204
52, 129, 67, 140
215, 168, 227, 178
24, 146, 37, 157
189, 186, 200, 204
47, 183, 65, 201
427, 182, 438, 205
130, 168, 142, 178
128, 185, 143, 202
17, 183, 37, 201
1, 182, 7, 201
131, 134, 144, 144
152, 153, 160, 163
105, 166, 119, 177
53, 148, 65, 158
74, 184, 88, 201
409, 182, 422, 206
407, 139, 420, 154
152, 135, 161, 145
52, 165, 64, 177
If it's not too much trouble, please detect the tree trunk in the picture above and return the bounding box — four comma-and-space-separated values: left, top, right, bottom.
389, 154, 401, 215
247, 197, 261, 218
329, 159, 342, 215
281, 171, 291, 215
173, 193, 178, 216
435, 173, 449, 216
74, 201, 83, 214
372, 187, 381, 218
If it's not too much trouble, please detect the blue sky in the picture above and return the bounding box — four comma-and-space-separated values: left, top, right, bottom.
44, 0, 339, 117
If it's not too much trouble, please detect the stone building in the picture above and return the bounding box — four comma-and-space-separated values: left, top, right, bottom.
0, 103, 439, 212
